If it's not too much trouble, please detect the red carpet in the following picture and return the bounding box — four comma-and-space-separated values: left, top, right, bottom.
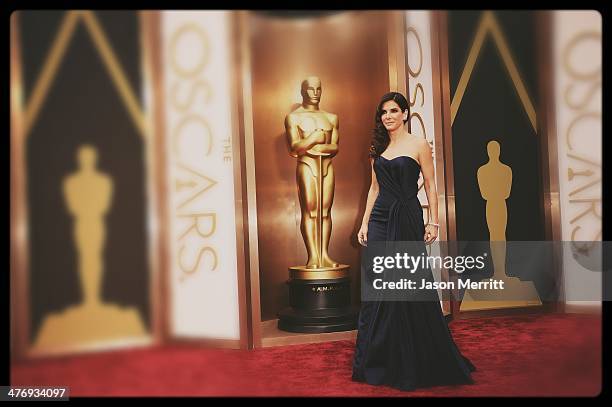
11, 313, 601, 396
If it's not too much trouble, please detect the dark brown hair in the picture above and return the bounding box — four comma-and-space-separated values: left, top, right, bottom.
369, 92, 410, 157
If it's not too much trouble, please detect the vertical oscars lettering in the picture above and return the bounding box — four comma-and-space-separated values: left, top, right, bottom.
405, 17, 436, 220
169, 23, 218, 280
562, 31, 601, 249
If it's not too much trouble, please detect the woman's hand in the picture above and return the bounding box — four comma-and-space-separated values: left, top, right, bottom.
424, 223, 438, 245
358, 224, 368, 247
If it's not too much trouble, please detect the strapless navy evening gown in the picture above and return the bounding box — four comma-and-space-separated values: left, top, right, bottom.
352, 155, 475, 391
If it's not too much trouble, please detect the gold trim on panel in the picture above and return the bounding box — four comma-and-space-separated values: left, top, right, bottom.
427, 12, 448, 244
450, 11, 537, 132
23, 11, 148, 139
22, 11, 80, 138
435, 12, 456, 238
11, 11, 30, 361
80, 11, 149, 137
387, 11, 408, 96
167, 338, 243, 349
261, 319, 356, 348
536, 11, 563, 312
434, 11, 462, 319
429, 11, 451, 314
238, 11, 263, 349
228, 12, 251, 350
140, 10, 168, 345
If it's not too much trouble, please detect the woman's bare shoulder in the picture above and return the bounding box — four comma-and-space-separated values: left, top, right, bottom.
404, 133, 429, 149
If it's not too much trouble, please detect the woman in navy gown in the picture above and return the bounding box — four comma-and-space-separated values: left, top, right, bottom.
352, 92, 475, 391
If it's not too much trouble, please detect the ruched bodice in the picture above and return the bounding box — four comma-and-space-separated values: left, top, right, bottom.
352, 154, 475, 391
369, 155, 424, 241
375, 155, 421, 200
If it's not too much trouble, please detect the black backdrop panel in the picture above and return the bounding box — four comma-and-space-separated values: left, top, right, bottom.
20, 11, 150, 342
448, 11, 545, 243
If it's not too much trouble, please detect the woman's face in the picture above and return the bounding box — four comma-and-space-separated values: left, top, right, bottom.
380, 100, 407, 133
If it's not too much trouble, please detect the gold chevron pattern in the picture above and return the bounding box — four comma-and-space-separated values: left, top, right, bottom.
21, 11, 147, 138
451, 11, 537, 132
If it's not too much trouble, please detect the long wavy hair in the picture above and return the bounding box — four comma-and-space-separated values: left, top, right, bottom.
369, 92, 410, 158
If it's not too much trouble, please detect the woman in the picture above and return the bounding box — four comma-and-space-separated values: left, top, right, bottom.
352, 92, 475, 391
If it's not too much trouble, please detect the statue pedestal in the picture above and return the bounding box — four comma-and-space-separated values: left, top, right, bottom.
32, 303, 147, 352
278, 265, 359, 333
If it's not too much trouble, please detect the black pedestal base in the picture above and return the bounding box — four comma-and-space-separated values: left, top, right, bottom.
277, 277, 359, 333
278, 306, 359, 333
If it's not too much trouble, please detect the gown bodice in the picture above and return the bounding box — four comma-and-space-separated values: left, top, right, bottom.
374, 155, 421, 200
370, 155, 424, 241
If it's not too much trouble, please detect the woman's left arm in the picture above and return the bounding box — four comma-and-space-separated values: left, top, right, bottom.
420, 139, 439, 244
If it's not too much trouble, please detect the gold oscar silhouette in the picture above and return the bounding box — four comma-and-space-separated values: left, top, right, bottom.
32, 145, 146, 352
278, 77, 357, 333
460, 140, 541, 311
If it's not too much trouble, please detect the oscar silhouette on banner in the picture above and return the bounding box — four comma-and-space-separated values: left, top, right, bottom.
32, 145, 146, 352
278, 76, 358, 332
461, 140, 541, 310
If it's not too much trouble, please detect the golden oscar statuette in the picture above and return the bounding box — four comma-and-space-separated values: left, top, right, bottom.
278, 76, 358, 333
32, 145, 147, 354
460, 140, 541, 311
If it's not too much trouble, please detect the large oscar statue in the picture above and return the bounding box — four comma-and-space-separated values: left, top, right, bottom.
278, 76, 358, 333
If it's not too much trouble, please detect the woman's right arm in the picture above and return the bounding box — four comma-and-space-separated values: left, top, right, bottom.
358, 159, 379, 246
